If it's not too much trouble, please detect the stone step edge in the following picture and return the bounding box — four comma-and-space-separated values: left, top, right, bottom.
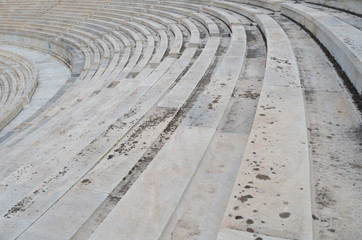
215, 5, 313, 240
281, 2, 362, 96
218, 227, 293, 240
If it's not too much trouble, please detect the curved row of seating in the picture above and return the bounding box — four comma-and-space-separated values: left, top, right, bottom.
0, 1, 187, 163
210, 2, 313, 239
210, 1, 360, 239
0, 49, 37, 130
0, 0, 361, 240
0, 1, 249, 239
89, 3, 248, 239
281, 2, 362, 96
227, 0, 362, 96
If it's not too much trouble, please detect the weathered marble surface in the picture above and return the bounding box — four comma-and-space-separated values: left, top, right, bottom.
306, 0, 362, 15
282, 3, 362, 96
0, 0, 361, 239
217, 6, 313, 240
0, 45, 70, 135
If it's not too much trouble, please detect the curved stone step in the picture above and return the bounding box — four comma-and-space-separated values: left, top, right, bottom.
0, 6, 224, 238
215, 4, 313, 240
88, 6, 246, 239
282, 2, 362, 96
0, 49, 38, 130
0, 1, 361, 239
306, 0, 362, 16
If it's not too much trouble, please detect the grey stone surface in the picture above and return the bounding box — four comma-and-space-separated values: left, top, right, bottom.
282, 2, 362, 96
0, 1, 361, 239
306, 0, 362, 15
0, 45, 70, 135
